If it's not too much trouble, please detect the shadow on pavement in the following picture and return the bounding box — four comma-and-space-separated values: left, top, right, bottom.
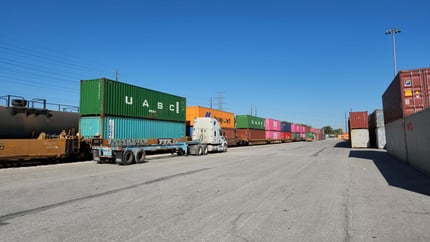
334, 141, 350, 148
349, 149, 430, 196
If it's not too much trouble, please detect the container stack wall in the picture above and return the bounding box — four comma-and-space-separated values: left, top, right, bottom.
385, 118, 407, 162
404, 108, 430, 176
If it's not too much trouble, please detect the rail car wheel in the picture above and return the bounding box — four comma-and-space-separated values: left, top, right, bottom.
121, 150, 135, 165
136, 149, 146, 163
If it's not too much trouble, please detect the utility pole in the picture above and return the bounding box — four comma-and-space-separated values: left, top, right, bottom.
385, 28, 401, 76
215, 92, 224, 110
115, 69, 119, 81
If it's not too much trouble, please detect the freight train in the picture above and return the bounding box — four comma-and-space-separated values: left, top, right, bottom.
0, 78, 323, 165
0, 95, 91, 163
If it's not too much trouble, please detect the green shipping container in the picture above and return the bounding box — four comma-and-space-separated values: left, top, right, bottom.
80, 78, 186, 122
235, 115, 265, 130
306, 132, 314, 138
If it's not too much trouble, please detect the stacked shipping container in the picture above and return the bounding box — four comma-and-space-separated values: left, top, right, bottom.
235, 115, 266, 145
280, 121, 293, 142
349, 111, 369, 148
265, 118, 281, 142
368, 109, 386, 149
79, 78, 187, 143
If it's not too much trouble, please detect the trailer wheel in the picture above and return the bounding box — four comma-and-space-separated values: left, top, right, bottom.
136, 149, 146, 163
121, 150, 135, 165
197, 145, 203, 156
203, 145, 208, 155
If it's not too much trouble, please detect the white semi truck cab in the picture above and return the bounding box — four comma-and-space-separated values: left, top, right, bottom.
192, 117, 228, 152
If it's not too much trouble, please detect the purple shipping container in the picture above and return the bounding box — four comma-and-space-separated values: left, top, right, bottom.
265, 118, 281, 131
265, 130, 281, 140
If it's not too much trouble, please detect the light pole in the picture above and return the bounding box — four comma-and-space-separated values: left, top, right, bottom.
385, 28, 401, 76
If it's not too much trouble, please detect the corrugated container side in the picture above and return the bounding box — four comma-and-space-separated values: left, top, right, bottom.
349, 111, 368, 129
306, 132, 314, 138
292, 132, 301, 141
235, 115, 265, 130
382, 68, 430, 124
236, 129, 266, 140
281, 122, 291, 132
369, 127, 386, 149
385, 118, 407, 162
265, 131, 281, 140
79, 116, 185, 140
290, 124, 298, 133
350, 129, 369, 148
222, 128, 236, 139
368, 109, 385, 129
186, 106, 235, 129
80, 78, 186, 122
281, 131, 292, 140
265, 118, 281, 131
404, 108, 430, 176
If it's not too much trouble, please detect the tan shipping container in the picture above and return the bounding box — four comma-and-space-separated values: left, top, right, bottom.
186, 106, 235, 129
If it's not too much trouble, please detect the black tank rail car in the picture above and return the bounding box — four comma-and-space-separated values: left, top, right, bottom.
0, 95, 92, 166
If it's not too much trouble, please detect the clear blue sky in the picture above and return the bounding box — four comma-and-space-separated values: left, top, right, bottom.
1, 0, 429, 130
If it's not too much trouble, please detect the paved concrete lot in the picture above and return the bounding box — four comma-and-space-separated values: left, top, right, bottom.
1, 140, 430, 241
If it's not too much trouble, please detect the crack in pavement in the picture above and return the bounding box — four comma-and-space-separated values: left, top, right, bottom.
0, 167, 210, 224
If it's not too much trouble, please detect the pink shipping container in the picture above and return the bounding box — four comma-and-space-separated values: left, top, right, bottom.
265, 130, 281, 140
265, 118, 281, 131
290, 124, 298, 132
300, 133, 306, 139
310, 128, 316, 132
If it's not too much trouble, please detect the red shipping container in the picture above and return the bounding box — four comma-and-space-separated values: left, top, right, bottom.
236, 128, 266, 141
281, 131, 292, 140
349, 111, 368, 129
222, 128, 235, 140
382, 67, 430, 124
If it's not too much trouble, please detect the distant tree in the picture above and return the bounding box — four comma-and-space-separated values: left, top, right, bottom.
322, 126, 334, 134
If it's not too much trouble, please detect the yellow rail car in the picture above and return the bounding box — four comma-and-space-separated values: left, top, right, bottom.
0, 132, 87, 161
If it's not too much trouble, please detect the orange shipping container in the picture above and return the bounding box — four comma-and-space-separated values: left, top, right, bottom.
186, 106, 235, 129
